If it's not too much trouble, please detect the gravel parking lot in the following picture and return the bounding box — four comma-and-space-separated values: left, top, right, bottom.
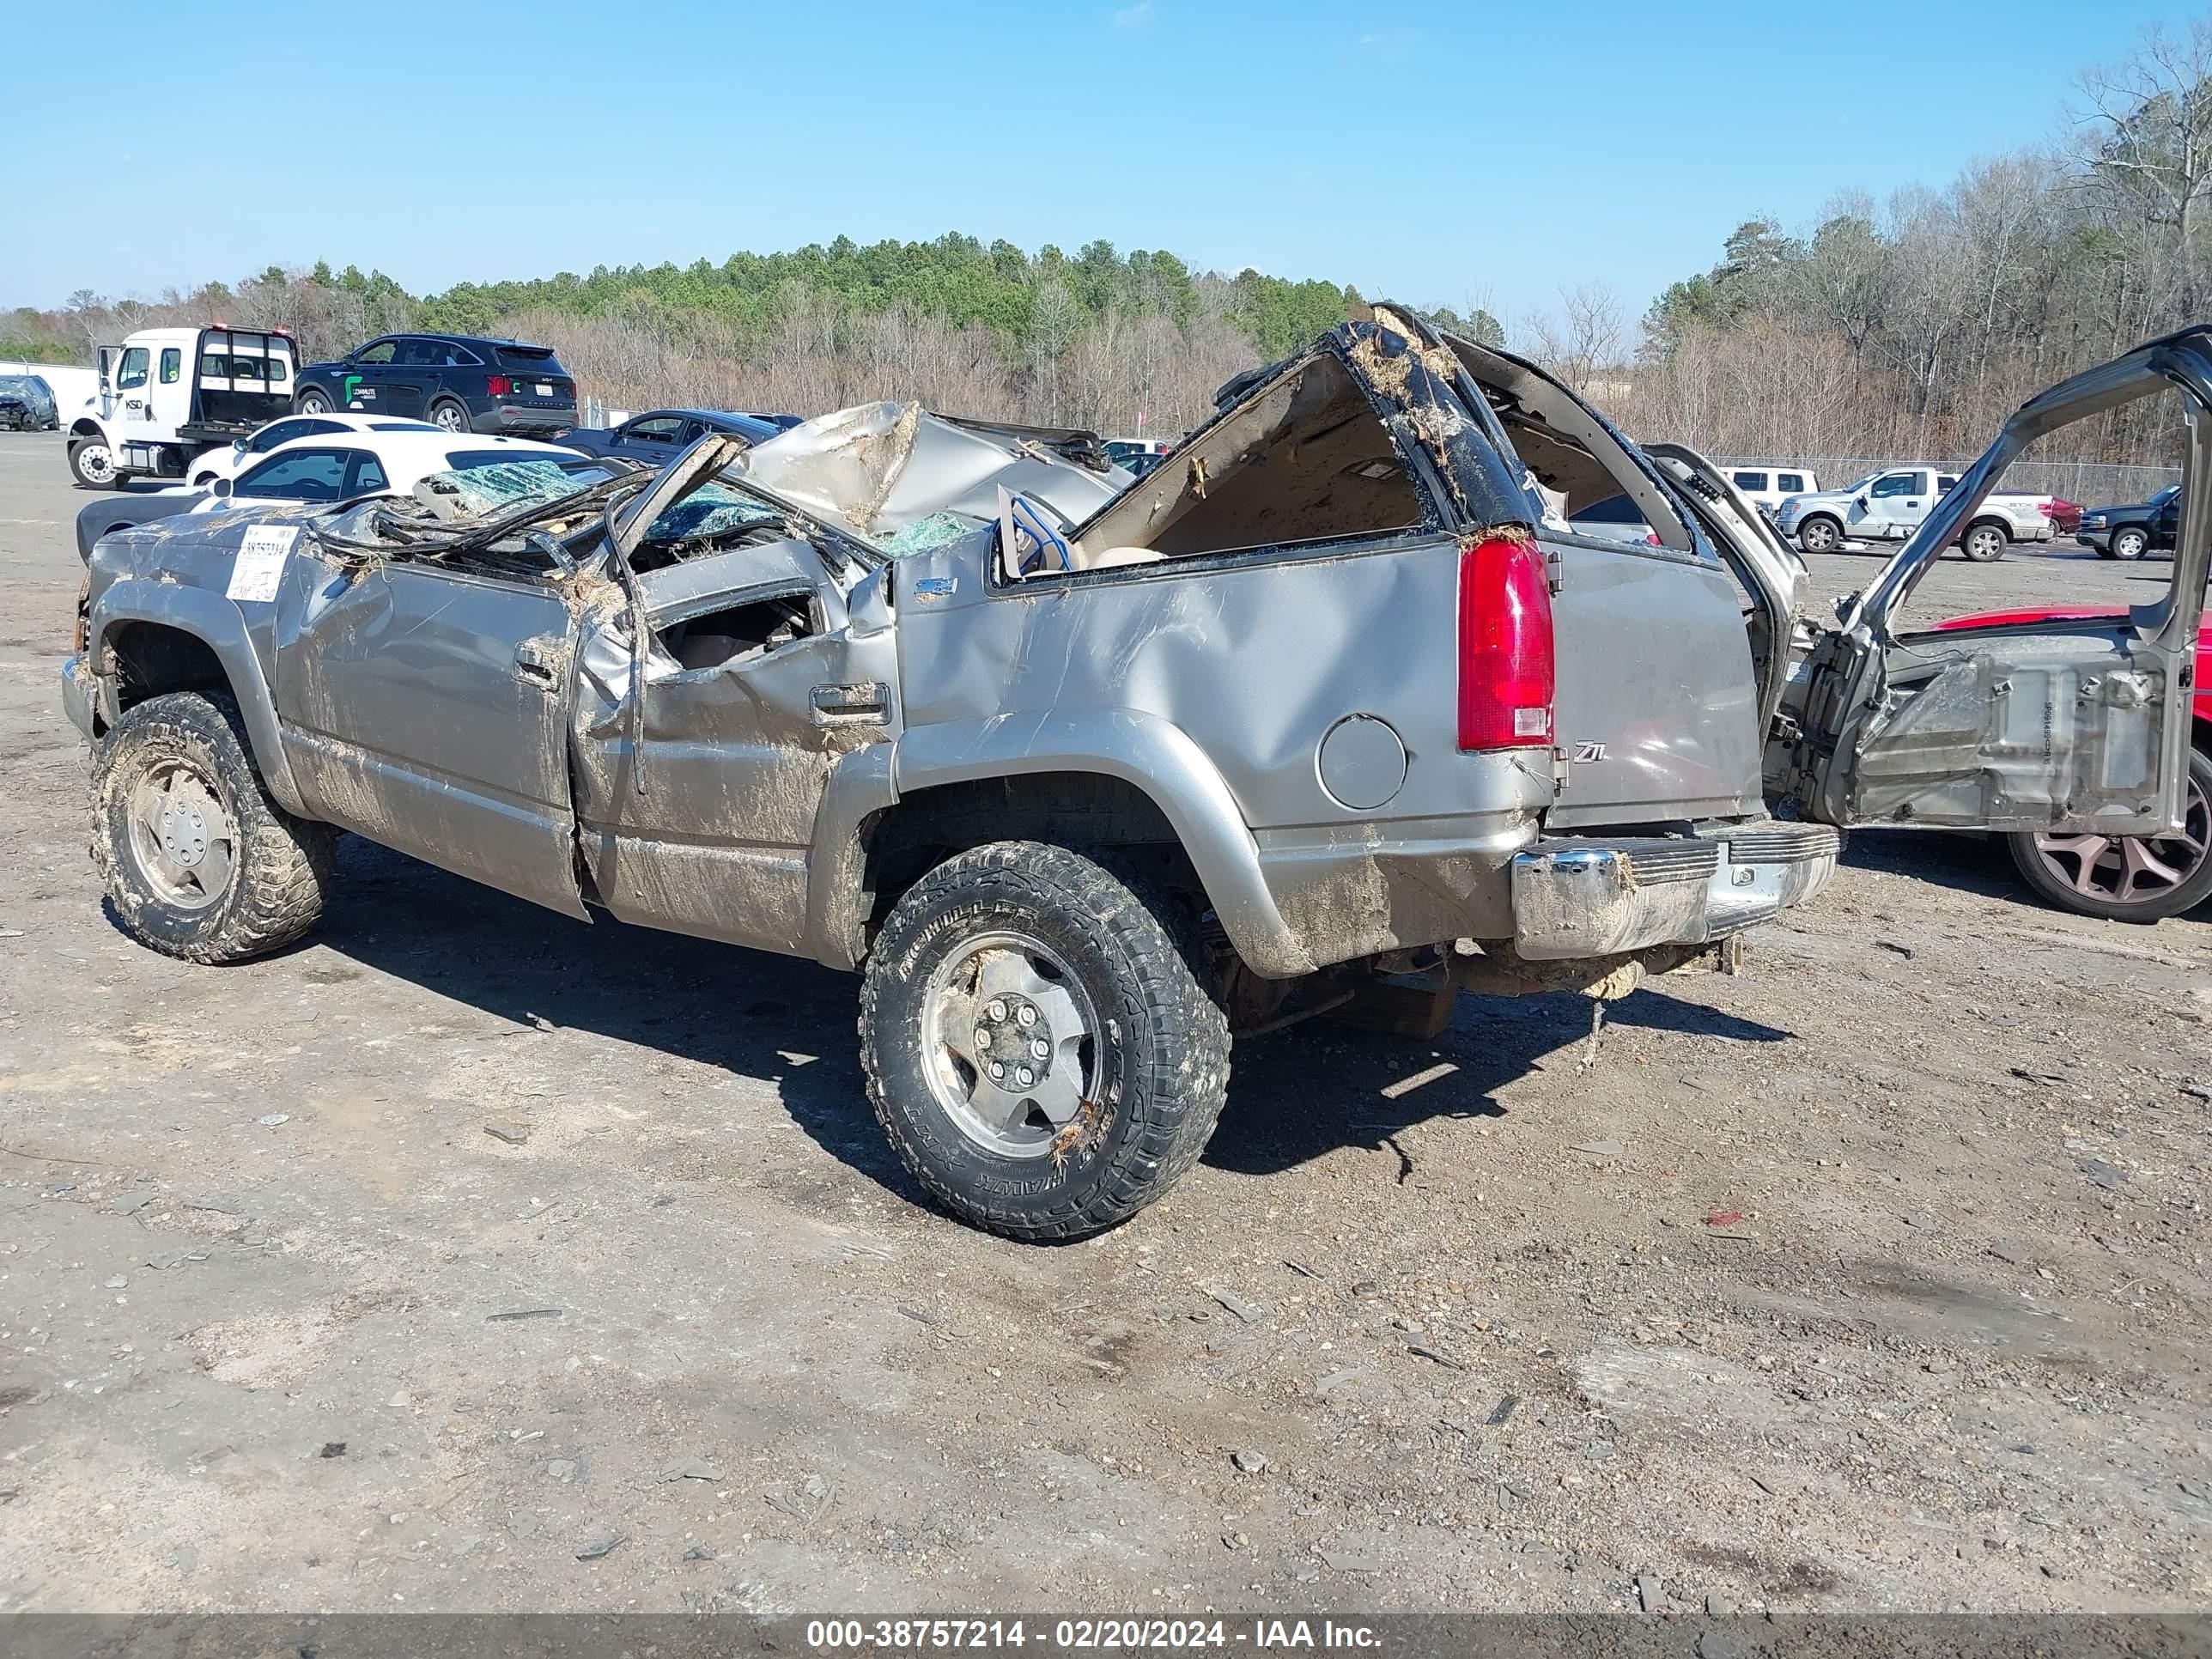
1, 429, 2208, 1615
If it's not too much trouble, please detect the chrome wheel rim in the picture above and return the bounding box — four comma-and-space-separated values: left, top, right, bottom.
920, 930, 1100, 1158
2114, 531, 2147, 560
434, 404, 465, 432
76, 443, 115, 483
1966, 526, 2004, 559
2033, 774, 2210, 908
300, 393, 329, 413
125, 757, 237, 911
1801, 520, 1837, 553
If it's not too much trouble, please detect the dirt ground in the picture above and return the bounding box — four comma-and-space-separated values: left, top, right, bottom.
0, 429, 2207, 1616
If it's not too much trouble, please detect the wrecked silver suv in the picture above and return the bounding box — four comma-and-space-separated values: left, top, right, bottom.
60, 311, 2212, 1240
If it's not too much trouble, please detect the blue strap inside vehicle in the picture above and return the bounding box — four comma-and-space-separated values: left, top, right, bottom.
1010, 494, 1072, 574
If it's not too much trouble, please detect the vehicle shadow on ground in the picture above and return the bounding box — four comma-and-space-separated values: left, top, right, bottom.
154, 839, 1799, 1210
1840, 823, 2212, 920
270, 840, 924, 1199
1841, 826, 2027, 904
1206, 988, 1793, 1178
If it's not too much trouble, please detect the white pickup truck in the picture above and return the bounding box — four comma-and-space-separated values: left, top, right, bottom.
1773, 465, 2054, 561
65, 326, 298, 490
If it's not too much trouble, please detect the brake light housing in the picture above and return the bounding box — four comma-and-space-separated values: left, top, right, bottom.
486, 374, 513, 397
1456, 532, 1555, 750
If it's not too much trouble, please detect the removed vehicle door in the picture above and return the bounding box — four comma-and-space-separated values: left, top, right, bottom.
1788, 328, 2212, 837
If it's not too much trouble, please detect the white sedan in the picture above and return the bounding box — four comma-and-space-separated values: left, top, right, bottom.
184, 413, 441, 486
197, 430, 596, 510
78, 432, 616, 557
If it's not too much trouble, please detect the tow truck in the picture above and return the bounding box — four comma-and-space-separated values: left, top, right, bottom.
65, 326, 298, 490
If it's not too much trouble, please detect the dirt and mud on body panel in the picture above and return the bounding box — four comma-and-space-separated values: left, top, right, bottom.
1784, 326, 2212, 839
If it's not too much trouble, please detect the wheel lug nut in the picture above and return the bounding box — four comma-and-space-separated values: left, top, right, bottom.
975, 1027, 991, 1052
986, 1000, 1006, 1022
1016, 1006, 1037, 1028
990, 1061, 1006, 1079
1030, 1038, 1048, 1060
1016, 1066, 1035, 1087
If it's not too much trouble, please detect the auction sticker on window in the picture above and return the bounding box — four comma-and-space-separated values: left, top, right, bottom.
226, 525, 298, 603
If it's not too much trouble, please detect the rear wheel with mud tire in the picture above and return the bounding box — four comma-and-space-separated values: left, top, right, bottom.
91, 690, 335, 963
859, 842, 1231, 1242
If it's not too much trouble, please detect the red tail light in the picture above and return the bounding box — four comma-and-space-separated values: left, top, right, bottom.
486, 374, 513, 397
1456, 533, 1554, 750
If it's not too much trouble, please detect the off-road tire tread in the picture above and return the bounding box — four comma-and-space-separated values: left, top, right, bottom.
858, 842, 1231, 1242
90, 690, 334, 963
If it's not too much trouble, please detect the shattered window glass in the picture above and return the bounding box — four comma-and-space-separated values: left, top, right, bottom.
413, 459, 600, 519
874, 511, 975, 557
641, 481, 787, 543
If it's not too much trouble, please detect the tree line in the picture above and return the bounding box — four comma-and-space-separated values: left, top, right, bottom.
1608, 19, 2212, 470
1, 238, 1499, 441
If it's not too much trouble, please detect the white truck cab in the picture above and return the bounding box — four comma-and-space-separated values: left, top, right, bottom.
1774, 464, 2055, 562
67, 326, 298, 490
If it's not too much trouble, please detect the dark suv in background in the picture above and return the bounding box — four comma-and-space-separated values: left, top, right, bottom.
294, 334, 578, 435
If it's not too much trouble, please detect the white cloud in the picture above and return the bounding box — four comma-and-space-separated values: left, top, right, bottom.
1113, 2, 1153, 28
1357, 27, 1420, 60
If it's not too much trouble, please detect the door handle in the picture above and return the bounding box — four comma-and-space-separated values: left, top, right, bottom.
514, 637, 565, 690
810, 682, 890, 726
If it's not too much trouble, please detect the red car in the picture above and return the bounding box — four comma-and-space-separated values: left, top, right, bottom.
2045, 498, 2084, 537
1934, 606, 2211, 920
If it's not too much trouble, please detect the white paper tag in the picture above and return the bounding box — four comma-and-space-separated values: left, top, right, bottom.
225, 525, 298, 603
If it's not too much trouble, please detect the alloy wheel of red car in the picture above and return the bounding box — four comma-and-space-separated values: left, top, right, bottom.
2027, 767, 2210, 910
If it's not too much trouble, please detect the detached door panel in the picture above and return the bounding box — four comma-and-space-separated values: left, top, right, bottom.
1802, 622, 2181, 833
1794, 337, 2212, 842
276, 557, 585, 916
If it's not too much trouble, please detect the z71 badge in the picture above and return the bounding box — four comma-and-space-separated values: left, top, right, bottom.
1571, 741, 1608, 764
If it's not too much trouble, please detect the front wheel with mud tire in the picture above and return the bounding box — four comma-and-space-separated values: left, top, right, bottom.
91, 691, 335, 963
859, 842, 1231, 1242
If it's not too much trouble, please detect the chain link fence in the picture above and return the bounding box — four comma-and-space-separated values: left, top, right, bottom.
1711, 456, 2179, 504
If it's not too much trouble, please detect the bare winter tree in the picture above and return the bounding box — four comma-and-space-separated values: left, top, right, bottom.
1524, 283, 1627, 393
2075, 20, 2212, 320
1025, 279, 1080, 425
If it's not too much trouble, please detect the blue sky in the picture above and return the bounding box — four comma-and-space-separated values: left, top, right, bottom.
0, 0, 2188, 329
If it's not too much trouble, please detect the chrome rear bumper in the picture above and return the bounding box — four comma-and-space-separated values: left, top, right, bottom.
1510, 819, 1839, 959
